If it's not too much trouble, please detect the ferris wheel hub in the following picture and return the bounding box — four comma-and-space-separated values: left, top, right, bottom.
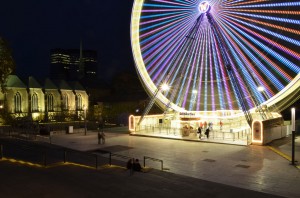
198, 1, 210, 13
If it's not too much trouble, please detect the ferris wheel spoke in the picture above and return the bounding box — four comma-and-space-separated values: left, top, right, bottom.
225, 20, 299, 75
220, 18, 294, 86
219, 20, 283, 94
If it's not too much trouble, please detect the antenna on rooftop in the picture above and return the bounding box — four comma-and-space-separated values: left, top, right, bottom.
78, 39, 85, 79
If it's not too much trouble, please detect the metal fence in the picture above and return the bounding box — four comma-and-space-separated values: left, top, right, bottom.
135, 124, 252, 145
0, 121, 99, 137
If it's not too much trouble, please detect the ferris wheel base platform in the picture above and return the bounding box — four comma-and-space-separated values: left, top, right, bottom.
129, 112, 290, 146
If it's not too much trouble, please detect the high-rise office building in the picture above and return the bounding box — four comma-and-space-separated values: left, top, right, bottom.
50, 45, 97, 80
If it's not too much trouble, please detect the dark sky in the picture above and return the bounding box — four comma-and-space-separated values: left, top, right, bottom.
0, 0, 135, 82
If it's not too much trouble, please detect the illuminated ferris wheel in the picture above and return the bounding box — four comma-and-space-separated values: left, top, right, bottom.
131, 0, 300, 117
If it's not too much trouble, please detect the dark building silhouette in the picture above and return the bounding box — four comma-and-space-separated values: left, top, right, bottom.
50, 44, 97, 80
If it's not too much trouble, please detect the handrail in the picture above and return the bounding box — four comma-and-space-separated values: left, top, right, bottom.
109, 153, 132, 166
144, 156, 163, 170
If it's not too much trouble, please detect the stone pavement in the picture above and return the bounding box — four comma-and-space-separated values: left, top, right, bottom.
46, 127, 300, 197
1, 127, 299, 198
0, 159, 283, 198
268, 135, 300, 165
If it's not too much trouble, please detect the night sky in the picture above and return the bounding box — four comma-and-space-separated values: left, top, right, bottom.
0, 0, 135, 82
1, 0, 299, 117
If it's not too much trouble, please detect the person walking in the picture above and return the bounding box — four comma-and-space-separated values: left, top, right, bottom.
219, 120, 223, 130
203, 121, 207, 129
199, 122, 203, 129
197, 126, 202, 139
97, 132, 101, 144
205, 127, 210, 139
100, 131, 105, 144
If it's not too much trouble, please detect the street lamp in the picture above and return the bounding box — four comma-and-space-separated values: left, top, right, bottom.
161, 83, 170, 91
257, 86, 265, 92
291, 108, 296, 165
83, 105, 87, 135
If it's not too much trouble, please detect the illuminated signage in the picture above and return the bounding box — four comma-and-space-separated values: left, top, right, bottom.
179, 112, 196, 116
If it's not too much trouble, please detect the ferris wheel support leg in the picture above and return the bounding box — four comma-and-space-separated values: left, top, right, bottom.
137, 89, 160, 126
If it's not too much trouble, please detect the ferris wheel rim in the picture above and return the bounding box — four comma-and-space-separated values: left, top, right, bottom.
131, 0, 300, 114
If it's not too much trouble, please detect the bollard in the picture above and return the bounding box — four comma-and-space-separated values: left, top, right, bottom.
143, 156, 146, 167
291, 130, 296, 165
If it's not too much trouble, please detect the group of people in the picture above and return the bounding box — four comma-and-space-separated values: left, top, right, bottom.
196, 120, 216, 139
197, 126, 210, 139
126, 158, 142, 172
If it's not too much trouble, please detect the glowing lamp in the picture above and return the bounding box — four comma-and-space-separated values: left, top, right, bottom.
161, 83, 170, 91
257, 86, 265, 92
291, 108, 295, 131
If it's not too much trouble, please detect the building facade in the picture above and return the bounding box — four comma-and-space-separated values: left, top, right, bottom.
50, 48, 97, 80
0, 75, 89, 122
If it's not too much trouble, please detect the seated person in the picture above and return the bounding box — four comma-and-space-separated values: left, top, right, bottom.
133, 159, 142, 171
127, 158, 134, 170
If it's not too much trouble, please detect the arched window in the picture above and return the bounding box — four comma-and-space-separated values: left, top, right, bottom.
76, 94, 82, 110
47, 94, 54, 111
14, 92, 22, 113
63, 94, 68, 110
31, 93, 39, 112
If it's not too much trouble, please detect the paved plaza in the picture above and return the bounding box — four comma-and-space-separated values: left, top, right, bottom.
48, 127, 300, 197
1, 127, 300, 197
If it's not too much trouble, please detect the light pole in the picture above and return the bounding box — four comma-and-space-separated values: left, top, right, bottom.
291, 108, 296, 165
83, 105, 87, 136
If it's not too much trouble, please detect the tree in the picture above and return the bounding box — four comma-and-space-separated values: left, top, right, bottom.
0, 37, 15, 92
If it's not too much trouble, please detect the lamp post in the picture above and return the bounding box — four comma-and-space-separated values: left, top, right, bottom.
291, 108, 296, 165
83, 105, 87, 136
